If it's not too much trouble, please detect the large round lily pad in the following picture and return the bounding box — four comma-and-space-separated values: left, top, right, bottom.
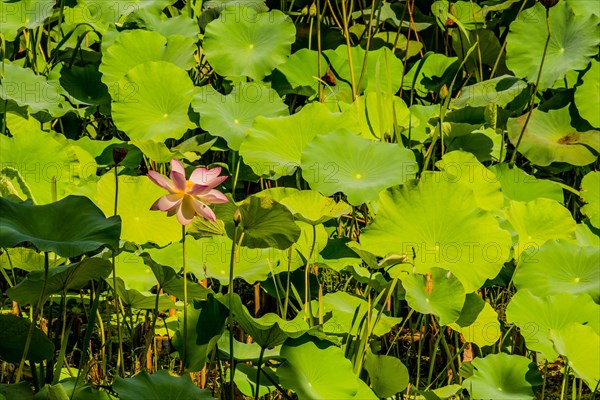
504, 198, 576, 261
278, 190, 351, 225
550, 323, 600, 390
505, 290, 599, 360
514, 240, 599, 301
0, 0, 55, 41
113, 370, 213, 400
448, 293, 501, 347
100, 29, 196, 96
0, 63, 72, 117
506, 1, 600, 90
0, 195, 121, 258
462, 353, 542, 399
401, 268, 466, 326
360, 180, 512, 292
301, 130, 417, 205
433, 151, 504, 211
488, 163, 563, 204
192, 83, 288, 151
111, 61, 196, 141
277, 335, 359, 400
0, 129, 81, 205
507, 106, 599, 166
203, 5, 295, 80
240, 102, 357, 177
272, 49, 327, 97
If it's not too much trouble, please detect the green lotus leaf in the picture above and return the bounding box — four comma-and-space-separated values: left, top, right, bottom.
576, 223, 600, 247
0, 314, 54, 363
452, 75, 527, 108
59, 63, 111, 113
192, 83, 288, 151
124, 11, 199, 39
450, 29, 506, 76
220, 293, 308, 348
0, 63, 72, 117
514, 240, 599, 301
241, 102, 356, 177
360, 180, 512, 292
462, 353, 542, 399
351, 92, 415, 140
574, 61, 600, 128
506, 2, 599, 90
0, 130, 84, 204
505, 290, 599, 360
94, 172, 180, 246
565, 0, 600, 17
324, 45, 404, 95
62, 0, 176, 40
203, 5, 295, 80
7, 258, 112, 306
129, 139, 196, 164
0, 195, 120, 258
364, 352, 409, 397
432, 150, 504, 211
402, 268, 466, 326
431, 1, 484, 31
277, 335, 359, 400
445, 128, 504, 163
226, 363, 277, 399
550, 323, 600, 390
402, 53, 459, 96
111, 61, 196, 141
581, 171, 600, 228
0, 248, 64, 272
448, 293, 501, 347
146, 235, 295, 285
172, 296, 228, 371
113, 370, 213, 400
0, 382, 34, 400
111, 251, 158, 293
312, 291, 402, 337
488, 163, 563, 204
507, 106, 599, 166
278, 190, 351, 225
272, 49, 327, 96
301, 130, 417, 205
217, 332, 279, 362
111, 277, 176, 310
143, 254, 211, 301
100, 30, 196, 97
0, 0, 55, 41
504, 198, 576, 261
231, 195, 301, 249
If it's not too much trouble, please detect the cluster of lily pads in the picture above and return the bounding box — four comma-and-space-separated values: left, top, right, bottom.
0, 0, 599, 399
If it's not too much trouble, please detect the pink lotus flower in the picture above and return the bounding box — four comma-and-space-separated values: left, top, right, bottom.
148, 159, 228, 225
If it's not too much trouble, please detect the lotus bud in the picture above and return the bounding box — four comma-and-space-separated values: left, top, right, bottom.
233, 209, 242, 226
539, 0, 558, 8
309, 3, 317, 17
112, 147, 128, 166
301, 5, 309, 15
439, 84, 449, 99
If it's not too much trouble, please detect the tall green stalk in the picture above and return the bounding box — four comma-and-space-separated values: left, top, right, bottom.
181, 225, 188, 373
15, 252, 50, 383
112, 165, 125, 376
